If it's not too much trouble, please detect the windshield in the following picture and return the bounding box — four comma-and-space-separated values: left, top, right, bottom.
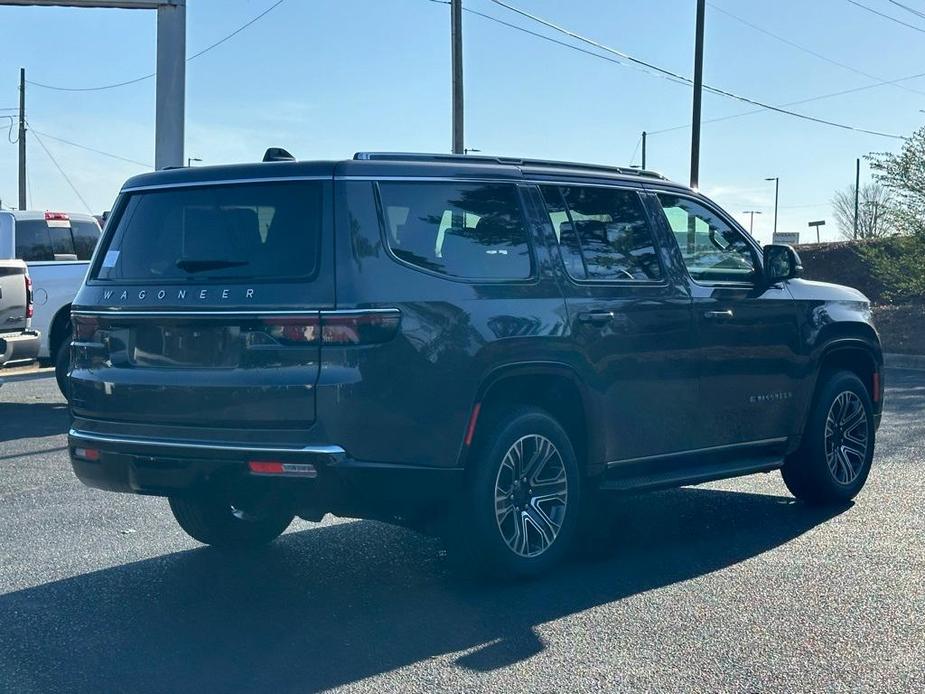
94, 180, 323, 282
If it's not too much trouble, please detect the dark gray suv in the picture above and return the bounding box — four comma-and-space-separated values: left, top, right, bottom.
68, 152, 883, 577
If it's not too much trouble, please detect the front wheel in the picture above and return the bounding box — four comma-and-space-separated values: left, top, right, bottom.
445, 407, 581, 578
782, 370, 875, 505
169, 493, 294, 549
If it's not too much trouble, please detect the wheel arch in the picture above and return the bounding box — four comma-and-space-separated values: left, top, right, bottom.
459, 361, 603, 477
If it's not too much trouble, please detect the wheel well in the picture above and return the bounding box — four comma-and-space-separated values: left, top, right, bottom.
474, 372, 589, 473
819, 346, 877, 401
49, 305, 73, 357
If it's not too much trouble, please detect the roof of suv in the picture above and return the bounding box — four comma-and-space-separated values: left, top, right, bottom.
119, 152, 692, 192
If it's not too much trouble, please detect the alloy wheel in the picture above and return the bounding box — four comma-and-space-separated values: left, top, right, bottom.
824, 391, 870, 486
494, 434, 568, 558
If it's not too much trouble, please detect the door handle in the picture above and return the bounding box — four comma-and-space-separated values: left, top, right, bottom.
577, 310, 615, 325
703, 309, 734, 320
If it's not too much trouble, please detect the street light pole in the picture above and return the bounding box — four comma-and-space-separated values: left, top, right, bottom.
743, 210, 762, 235
765, 177, 779, 239
854, 158, 860, 240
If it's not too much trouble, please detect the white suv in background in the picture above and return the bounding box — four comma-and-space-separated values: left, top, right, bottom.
0, 210, 102, 393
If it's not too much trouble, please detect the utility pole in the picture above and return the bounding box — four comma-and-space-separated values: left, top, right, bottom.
743, 210, 762, 234
451, 0, 464, 154
766, 177, 780, 238
641, 131, 647, 169
689, 0, 705, 189
853, 157, 860, 240
18, 67, 27, 210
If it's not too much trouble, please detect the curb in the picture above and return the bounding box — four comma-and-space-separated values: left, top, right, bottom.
884, 353, 925, 370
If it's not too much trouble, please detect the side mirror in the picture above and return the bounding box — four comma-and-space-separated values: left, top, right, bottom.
763, 244, 803, 283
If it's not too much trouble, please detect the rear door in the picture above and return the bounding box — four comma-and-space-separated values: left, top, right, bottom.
70, 176, 334, 433
536, 183, 700, 463
650, 191, 802, 447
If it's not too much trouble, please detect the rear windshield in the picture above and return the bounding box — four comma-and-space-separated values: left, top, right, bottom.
15, 219, 100, 261
94, 181, 323, 282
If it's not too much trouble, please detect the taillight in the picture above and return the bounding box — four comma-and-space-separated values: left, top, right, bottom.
73, 315, 99, 340
262, 316, 320, 344
321, 310, 401, 345
45, 211, 69, 222
24, 274, 33, 319
261, 310, 400, 346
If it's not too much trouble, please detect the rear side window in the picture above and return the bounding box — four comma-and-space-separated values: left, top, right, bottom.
95, 181, 323, 282
71, 220, 102, 260
14, 220, 54, 261
14, 218, 98, 261
541, 185, 662, 282
378, 182, 532, 280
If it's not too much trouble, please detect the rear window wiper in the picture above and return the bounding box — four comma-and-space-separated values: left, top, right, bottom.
176, 258, 250, 273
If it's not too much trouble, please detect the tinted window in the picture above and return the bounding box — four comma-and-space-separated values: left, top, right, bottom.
95, 181, 323, 282
71, 219, 101, 260
378, 182, 532, 280
49, 226, 75, 257
14, 220, 54, 261
657, 194, 757, 283
544, 186, 662, 281
540, 186, 586, 280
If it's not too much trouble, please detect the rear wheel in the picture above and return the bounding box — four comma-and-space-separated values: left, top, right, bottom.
782, 370, 875, 505
169, 493, 294, 548
54, 328, 72, 399
445, 407, 581, 578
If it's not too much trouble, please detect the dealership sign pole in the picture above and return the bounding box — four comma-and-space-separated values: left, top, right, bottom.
2, 0, 185, 171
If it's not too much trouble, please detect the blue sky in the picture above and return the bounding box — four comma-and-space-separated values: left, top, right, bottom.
1, 0, 923, 243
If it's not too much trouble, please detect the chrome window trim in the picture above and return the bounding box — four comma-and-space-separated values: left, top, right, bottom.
69, 428, 346, 456
71, 308, 399, 318
121, 175, 331, 193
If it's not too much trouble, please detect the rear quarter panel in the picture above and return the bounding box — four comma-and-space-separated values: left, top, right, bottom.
326, 179, 572, 469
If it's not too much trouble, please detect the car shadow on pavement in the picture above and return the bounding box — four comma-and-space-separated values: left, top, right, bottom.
0, 486, 846, 693
0, 401, 68, 443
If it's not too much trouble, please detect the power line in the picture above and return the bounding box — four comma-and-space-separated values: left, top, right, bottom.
30, 129, 93, 213
709, 2, 925, 97
886, 0, 925, 21
647, 69, 925, 135
844, 0, 925, 33
27, 0, 287, 92
484, 0, 904, 139
27, 126, 151, 168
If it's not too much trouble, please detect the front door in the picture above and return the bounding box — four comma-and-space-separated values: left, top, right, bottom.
650, 191, 802, 448
535, 183, 700, 464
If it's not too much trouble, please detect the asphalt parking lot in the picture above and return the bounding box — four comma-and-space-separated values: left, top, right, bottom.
0, 370, 922, 693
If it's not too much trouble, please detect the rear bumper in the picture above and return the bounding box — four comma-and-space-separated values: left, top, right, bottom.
68, 428, 463, 517
0, 330, 40, 366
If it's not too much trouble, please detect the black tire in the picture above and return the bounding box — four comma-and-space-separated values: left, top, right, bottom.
782, 370, 875, 505
54, 329, 72, 399
445, 407, 581, 579
169, 494, 294, 549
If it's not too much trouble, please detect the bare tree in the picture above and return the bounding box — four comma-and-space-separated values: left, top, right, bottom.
832, 182, 895, 240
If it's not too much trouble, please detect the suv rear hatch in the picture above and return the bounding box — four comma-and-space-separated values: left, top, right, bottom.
69, 173, 334, 432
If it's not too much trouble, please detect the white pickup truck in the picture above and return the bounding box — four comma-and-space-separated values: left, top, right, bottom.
0, 211, 102, 393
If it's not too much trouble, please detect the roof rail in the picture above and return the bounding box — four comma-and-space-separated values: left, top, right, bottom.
353, 152, 667, 180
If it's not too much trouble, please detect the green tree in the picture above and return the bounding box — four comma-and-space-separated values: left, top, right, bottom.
867, 126, 925, 237
856, 126, 925, 302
